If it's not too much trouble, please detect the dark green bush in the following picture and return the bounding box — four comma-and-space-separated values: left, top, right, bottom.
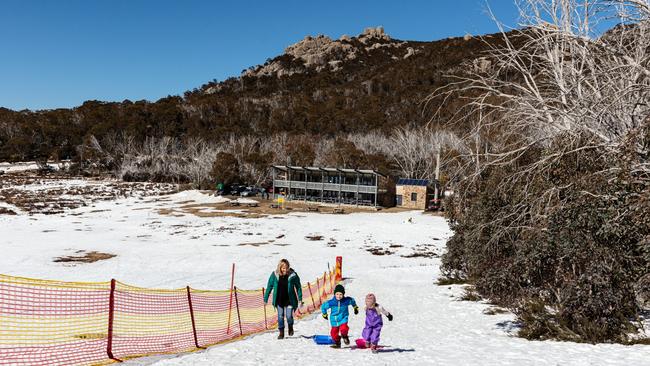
442, 127, 650, 343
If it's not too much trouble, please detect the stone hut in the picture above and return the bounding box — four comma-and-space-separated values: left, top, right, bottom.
395, 178, 432, 210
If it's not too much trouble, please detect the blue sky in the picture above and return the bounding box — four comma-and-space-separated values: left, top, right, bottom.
0, 1, 520, 111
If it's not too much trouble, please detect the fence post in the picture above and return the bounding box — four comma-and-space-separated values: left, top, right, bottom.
186, 286, 200, 349
227, 263, 235, 334
233, 286, 243, 336
262, 288, 268, 330
335, 256, 343, 282
307, 282, 315, 311
107, 279, 120, 362
316, 275, 322, 305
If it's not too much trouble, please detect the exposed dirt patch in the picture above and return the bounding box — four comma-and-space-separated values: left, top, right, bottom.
167, 197, 412, 219
401, 251, 438, 258
401, 244, 439, 258
305, 235, 324, 241
366, 247, 395, 256
54, 251, 116, 264
170, 204, 268, 219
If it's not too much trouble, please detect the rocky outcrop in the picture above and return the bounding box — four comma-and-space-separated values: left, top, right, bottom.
285, 34, 355, 69
358, 26, 391, 44
242, 26, 420, 78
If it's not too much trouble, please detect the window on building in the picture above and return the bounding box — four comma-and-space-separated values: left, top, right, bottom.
411, 192, 417, 202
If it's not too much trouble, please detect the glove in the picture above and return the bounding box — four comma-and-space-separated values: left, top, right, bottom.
353, 306, 359, 315
387, 313, 393, 321
322, 313, 328, 320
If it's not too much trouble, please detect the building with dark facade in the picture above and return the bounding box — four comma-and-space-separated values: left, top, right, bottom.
271, 166, 394, 208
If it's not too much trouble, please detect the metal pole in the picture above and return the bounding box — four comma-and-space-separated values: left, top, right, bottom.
434, 151, 440, 203
338, 171, 342, 204
272, 166, 276, 200
227, 263, 235, 334
287, 167, 292, 201
186, 286, 201, 349
374, 173, 378, 207
355, 172, 359, 206
107, 279, 120, 362
233, 286, 243, 336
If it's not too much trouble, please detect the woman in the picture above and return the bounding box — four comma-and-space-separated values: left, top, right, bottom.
263, 258, 303, 339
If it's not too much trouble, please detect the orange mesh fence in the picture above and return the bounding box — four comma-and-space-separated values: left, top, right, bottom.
0, 266, 339, 366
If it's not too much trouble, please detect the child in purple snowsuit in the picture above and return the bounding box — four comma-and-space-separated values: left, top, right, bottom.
362, 293, 393, 353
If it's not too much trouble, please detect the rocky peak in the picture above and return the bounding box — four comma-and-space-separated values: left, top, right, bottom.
283, 34, 354, 70
241, 26, 419, 79
359, 26, 391, 43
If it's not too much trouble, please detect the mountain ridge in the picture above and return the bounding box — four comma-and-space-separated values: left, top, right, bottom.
0, 26, 505, 161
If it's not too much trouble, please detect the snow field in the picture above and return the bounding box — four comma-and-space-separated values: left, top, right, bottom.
1, 188, 648, 365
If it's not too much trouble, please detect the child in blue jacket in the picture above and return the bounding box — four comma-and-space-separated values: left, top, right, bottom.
321, 284, 358, 348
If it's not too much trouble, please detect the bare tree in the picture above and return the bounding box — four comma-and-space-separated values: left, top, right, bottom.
428, 0, 650, 226
388, 126, 466, 182
184, 138, 219, 188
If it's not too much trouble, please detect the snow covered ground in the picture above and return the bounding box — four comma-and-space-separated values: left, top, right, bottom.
0, 160, 70, 173
1, 181, 649, 365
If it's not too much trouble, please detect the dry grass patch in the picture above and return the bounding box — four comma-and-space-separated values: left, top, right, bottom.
54, 251, 116, 264
436, 277, 469, 286
460, 286, 482, 302
172, 204, 268, 218
484, 306, 510, 315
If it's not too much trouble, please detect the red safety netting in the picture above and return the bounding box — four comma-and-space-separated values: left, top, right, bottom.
0, 266, 338, 365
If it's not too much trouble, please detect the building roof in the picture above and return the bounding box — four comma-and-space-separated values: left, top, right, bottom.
396, 178, 429, 186
272, 165, 386, 177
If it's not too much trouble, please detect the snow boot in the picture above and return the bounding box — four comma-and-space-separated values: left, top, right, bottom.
330, 340, 341, 349
277, 329, 284, 340
371, 344, 378, 354
342, 335, 350, 345
288, 324, 294, 336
